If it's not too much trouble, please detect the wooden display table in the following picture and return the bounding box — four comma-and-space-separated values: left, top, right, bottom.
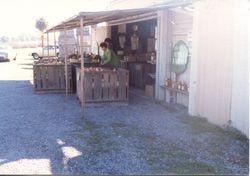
76, 67, 129, 106
33, 64, 73, 93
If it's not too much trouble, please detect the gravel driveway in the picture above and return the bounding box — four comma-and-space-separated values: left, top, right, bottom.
0, 53, 248, 175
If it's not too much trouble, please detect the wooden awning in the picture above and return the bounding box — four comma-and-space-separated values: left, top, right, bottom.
46, 0, 192, 32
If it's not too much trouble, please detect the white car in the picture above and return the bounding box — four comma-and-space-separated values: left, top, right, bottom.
0, 45, 17, 62
31, 45, 59, 59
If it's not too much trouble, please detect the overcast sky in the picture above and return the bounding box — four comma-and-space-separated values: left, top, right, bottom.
0, 0, 111, 36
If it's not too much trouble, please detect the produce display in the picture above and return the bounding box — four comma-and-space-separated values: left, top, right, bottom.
67, 53, 81, 60
34, 59, 65, 65
67, 53, 81, 63
84, 67, 117, 72
86, 53, 101, 63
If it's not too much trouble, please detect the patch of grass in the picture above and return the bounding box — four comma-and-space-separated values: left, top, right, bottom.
112, 123, 160, 145
181, 116, 249, 144
181, 116, 249, 170
139, 133, 158, 142
82, 119, 102, 131
182, 116, 245, 143
168, 161, 216, 175
181, 116, 230, 157
146, 149, 189, 165
143, 141, 192, 172
81, 118, 120, 154
87, 132, 103, 145
181, 116, 223, 134
112, 124, 138, 138
150, 151, 205, 174
223, 127, 249, 141
164, 106, 178, 113
112, 122, 196, 173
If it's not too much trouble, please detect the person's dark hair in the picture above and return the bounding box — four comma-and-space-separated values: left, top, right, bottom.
100, 42, 108, 48
104, 38, 112, 44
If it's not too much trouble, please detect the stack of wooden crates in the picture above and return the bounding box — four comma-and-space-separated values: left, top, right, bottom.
76, 68, 129, 106
33, 64, 73, 93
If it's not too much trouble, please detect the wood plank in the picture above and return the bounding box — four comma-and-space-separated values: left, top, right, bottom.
102, 73, 110, 101
47, 66, 55, 89
33, 65, 38, 89
36, 66, 42, 89
84, 72, 93, 102
41, 66, 48, 89
60, 66, 65, 89
93, 73, 102, 101
118, 69, 127, 100
109, 72, 118, 100
55, 66, 62, 90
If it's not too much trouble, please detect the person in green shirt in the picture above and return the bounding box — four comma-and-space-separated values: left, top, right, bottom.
100, 42, 120, 68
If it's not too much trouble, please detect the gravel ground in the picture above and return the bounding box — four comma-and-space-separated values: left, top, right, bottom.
0, 52, 249, 175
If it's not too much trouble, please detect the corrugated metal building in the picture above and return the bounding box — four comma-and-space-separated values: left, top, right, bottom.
107, 0, 249, 137
47, 0, 249, 137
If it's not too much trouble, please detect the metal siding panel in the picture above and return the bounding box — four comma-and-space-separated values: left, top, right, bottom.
230, 0, 249, 137
191, 0, 234, 125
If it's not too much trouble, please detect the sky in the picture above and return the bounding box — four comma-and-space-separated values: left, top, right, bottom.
0, 0, 111, 36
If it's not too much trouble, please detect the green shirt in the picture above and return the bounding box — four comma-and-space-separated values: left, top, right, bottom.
102, 49, 120, 67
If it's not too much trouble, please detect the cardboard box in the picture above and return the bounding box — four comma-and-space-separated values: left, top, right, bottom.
145, 84, 155, 97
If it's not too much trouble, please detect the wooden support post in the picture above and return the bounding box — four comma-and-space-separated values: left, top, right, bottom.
64, 24, 69, 99
54, 30, 57, 57
47, 32, 49, 57
80, 17, 85, 110
42, 34, 44, 56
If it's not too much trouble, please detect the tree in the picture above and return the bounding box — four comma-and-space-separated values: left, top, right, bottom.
36, 18, 47, 32
35, 18, 48, 56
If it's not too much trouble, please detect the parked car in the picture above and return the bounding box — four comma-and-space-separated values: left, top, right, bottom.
0, 45, 17, 62
31, 45, 59, 59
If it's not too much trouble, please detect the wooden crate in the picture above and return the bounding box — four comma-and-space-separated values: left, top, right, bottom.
76, 68, 129, 105
33, 64, 73, 93
145, 84, 155, 97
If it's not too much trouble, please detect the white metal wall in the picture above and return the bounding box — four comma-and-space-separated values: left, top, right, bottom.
230, 0, 249, 137
190, 0, 234, 125
189, 0, 249, 137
